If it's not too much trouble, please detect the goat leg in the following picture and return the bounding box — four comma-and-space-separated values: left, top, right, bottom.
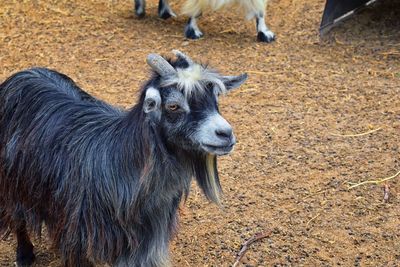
256, 13, 275, 42
158, 0, 176, 20
134, 0, 146, 18
15, 223, 35, 267
185, 16, 204, 39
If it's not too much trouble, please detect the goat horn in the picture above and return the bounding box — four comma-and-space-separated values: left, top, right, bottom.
146, 54, 176, 77
172, 50, 195, 66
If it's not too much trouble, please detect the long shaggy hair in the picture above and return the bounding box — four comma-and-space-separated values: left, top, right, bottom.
182, 0, 267, 18
0, 62, 229, 266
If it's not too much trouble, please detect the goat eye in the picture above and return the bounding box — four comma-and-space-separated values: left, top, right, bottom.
166, 104, 179, 111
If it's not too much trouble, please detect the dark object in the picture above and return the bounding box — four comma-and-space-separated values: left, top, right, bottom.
383, 184, 390, 203
232, 231, 271, 267
320, 0, 376, 35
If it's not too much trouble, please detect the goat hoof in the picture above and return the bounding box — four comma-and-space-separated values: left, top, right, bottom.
16, 244, 35, 267
184, 27, 203, 40
16, 253, 35, 267
135, 10, 145, 18
159, 11, 172, 20
257, 31, 275, 43
159, 9, 176, 20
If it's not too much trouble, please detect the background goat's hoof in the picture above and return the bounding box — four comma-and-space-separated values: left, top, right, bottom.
135, 10, 146, 18
159, 9, 176, 20
257, 31, 275, 43
184, 27, 203, 39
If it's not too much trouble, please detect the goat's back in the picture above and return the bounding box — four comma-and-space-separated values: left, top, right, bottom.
0, 68, 123, 235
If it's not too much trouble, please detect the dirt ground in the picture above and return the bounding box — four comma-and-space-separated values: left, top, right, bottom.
0, 0, 399, 266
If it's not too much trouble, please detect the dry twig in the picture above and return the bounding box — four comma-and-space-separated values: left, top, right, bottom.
348, 170, 400, 189
306, 213, 320, 227
246, 70, 273, 76
329, 127, 382, 137
380, 50, 400, 56
232, 231, 271, 267
219, 28, 239, 34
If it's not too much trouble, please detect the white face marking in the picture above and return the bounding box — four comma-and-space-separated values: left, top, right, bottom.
175, 64, 202, 95
195, 113, 235, 155
144, 87, 161, 113
161, 65, 226, 99
196, 113, 233, 146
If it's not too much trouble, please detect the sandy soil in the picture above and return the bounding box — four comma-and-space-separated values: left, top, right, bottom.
0, 0, 399, 266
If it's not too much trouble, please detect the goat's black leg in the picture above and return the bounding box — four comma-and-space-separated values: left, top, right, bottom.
184, 16, 204, 39
158, 0, 176, 20
15, 224, 35, 267
135, 0, 146, 18
256, 14, 275, 42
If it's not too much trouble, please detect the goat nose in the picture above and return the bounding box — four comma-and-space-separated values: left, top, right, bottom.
215, 127, 232, 140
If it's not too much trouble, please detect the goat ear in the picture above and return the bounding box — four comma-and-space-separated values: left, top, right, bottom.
222, 73, 248, 91
143, 88, 161, 120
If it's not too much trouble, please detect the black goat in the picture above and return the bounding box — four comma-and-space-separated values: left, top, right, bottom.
0, 50, 247, 267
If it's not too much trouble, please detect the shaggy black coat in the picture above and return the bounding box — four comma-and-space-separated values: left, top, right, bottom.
0, 66, 219, 267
